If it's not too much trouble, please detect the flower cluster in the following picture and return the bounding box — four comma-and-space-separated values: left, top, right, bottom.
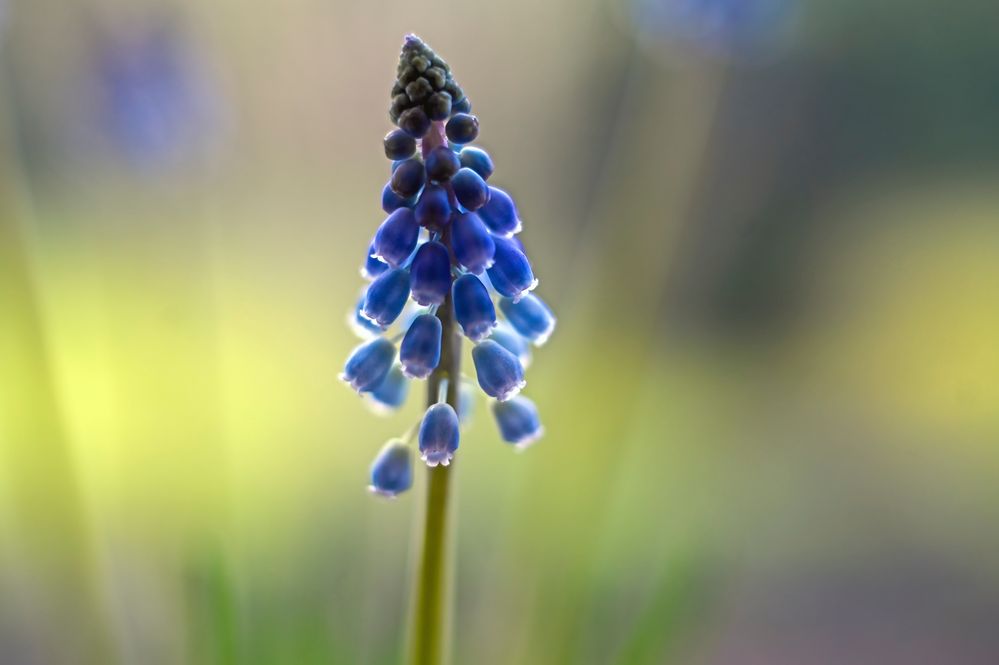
343, 35, 556, 498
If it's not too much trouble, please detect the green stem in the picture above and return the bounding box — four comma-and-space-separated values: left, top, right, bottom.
408, 117, 460, 665
408, 282, 460, 665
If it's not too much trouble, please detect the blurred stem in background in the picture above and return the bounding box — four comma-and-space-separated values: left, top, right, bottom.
513, 43, 730, 664
564, 48, 728, 330
407, 123, 459, 662
0, 66, 114, 662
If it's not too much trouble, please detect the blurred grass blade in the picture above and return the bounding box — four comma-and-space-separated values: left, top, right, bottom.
0, 68, 114, 662
184, 549, 239, 665
613, 553, 717, 665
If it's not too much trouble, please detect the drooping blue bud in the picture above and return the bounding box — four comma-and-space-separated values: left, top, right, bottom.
487, 236, 537, 301
451, 212, 495, 274
369, 439, 413, 497
349, 294, 383, 338
398, 106, 431, 139
382, 181, 417, 213
362, 241, 389, 280
478, 187, 521, 237
472, 339, 525, 401
452, 167, 489, 211
491, 396, 543, 448
425, 145, 461, 182
445, 113, 479, 144
418, 403, 460, 467
383, 129, 416, 160
453, 274, 496, 342
361, 268, 411, 328
400, 314, 442, 379
409, 241, 452, 306
414, 184, 453, 228
342, 337, 396, 393
499, 293, 556, 346
458, 146, 494, 180
390, 157, 426, 197
489, 322, 532, 367
366, 365, 410, 413
373, 208, 420, 267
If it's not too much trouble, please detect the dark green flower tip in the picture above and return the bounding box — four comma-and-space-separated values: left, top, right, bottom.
390, 35, 467, 128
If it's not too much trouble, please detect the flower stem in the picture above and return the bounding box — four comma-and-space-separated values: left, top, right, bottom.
407, 121, 459, 665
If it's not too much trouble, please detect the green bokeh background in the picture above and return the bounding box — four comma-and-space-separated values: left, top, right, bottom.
2, 0, 998, 663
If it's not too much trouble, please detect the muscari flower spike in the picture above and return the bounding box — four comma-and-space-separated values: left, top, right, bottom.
343, 34, 557, 497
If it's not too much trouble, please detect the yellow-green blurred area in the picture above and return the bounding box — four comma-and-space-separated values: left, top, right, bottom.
2, 0, 998, 662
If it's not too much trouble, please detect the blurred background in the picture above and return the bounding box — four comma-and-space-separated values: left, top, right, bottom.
1, 0, 998, 663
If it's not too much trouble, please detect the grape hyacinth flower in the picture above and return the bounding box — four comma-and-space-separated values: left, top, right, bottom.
414, 184, 453, 227
451, 212, 495, 274
349, 292, 384, 338
382, 182, 417, 213
362, 267, 411, 328
491, 396, 544, 449
342, 337, 396, 393
409, 241, 451, 306
367, 365, 410, 413
373, 208, 420, 267
418, 403, 460, 467
93, 20, 221, 169
487, 235, 537, 301
458, 146, 494, 179
453, 273, 496, 342
362, 242, 389, 280
490, 322, 532, 368
499, 293, 556, 346
479, 186, 521, 237
471, 339, 526, 401
369, 439, 414, 497
630, 0, 796, 57
341, 35, 558, 665
400, 314, 443, 379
